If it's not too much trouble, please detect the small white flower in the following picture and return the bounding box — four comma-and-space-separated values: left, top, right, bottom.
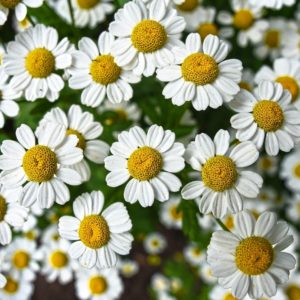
286, 194, 300, 223
207, 210, 296, 299
182, 129, 262, 218
117, 259, 139, 278
249, 0, 295, 9
58, 191, 133, 269
183, 243, 205, 266
282, 30, 300, 60
151, 273, 170, 293
256, 154, 278, 176
198, 262, 217, 284
159, 196, 182, 229
157, 33, 242, 111
105, 125, 185, 207
144, 232, 167, 255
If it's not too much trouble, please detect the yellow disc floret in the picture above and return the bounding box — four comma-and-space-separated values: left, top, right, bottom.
79, 215, 110, 249
3, 277, 19, 294
253, 100, 284, 132
177, 0, 198, 12
0, 195, 7, 221
170, 206, 182, 221
197, 23, 218, 40
233, 10, 254, 30
235, 236, 273, 275
12, 251, 30, 269
131, 20, 167, 53
66, 128, 86, 150
293, 163, 300, 179
90, 55, 121, 85
181, 53, 219, 85
276, 76, 299, 102
239, 81, 252, 91
202, 156, 238, 192
223, 293, 238, 300
89, 276, 107, 295
22, 145, 57, 182
286, 284, 300, 300
50, 250, 69, 269
264, 30, 280, 48
0, 0, 20, 8
25, 48, 55, 78
127, 146, 163, 181
77, 0, 99, 9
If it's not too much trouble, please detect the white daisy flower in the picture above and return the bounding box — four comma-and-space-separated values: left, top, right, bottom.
109, 0, 185, 77
104, 125, 185, 207
37, 104, 109, 182
256, 154, 278, 176
2, 237, 39, 281
230, 81, 300, 156
0, 185, 28, 245
183, 243, 205, 266
12, 15, 32, 32
0, 0, 43, 26
41, 224, 61, 245
283, 272, 300, 299
282, 31, 300, 60
151, 273, 170, 293
218, 0, 268, 47
159, 195, 182, 229
58, 191, 133, 269
255, 57, 300, 110
75, 267, 123, 300
286, 194, 300, 223
39, 239, 75, 284
157, 33, 242, 111
198, 262, 217, 285
181, 129, 262, 218
207, 210, 296, 299
239, 68, 254, 92
117, 259, 139, 278
0, 123, 83, 209
249, 0, 295, 9
144, 232, 167, 255
3, 24, 73, 102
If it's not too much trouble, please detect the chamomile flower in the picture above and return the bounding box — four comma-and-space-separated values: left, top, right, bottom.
109, 0, 185, 77
181, 129, 262, 218
255, 58, 300, 110
282, 31, 300, 60
75, 268, 123, 300
0, 185, 28, 245
198, 262, 217, 284
41, 224, 61, 245
230, 81, 300, 156
3, 24, 73, 102
105, 125, 185, 207
39, 239, 75, 284
207, 210, 296, 299
151, 273, 170, 293
210, 286, 240, 300
37, 105, 109, 182
249, 0, 295, 9
157, 33, 242, 111
117, 259, 139, 278
283, 272, 300, 300
58, 191, 133, 269
12, 15, 32, 32
144, 232, 167, 255
0, 123, 83, 209
239, 68, 254, 92
286, 194, 300, 223
159, 196, 182, 229
218, 0, 268, 47
256, 154, 278, 176
0, 0, 43, 26
183, 243, 205, 266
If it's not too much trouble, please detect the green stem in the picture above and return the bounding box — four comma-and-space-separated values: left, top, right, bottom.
67, 0, 76, 28
26, 14, 35, 25
215, 218, 230, 232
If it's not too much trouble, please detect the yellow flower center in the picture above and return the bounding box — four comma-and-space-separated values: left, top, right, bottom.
225, 215, 234, 230
223, 293, 238, 300
3, 277, 19, 294
25, 48, 55, 78
276, 76, 299, 102
170, 206, 182, 221
239, 81, 252, 91
12, 251, 30, 269
89, 276, 108, 295
235, 236, 273, 275
0, 195, 7, 221
50, 250, 69, 269
66, 128, 86, 150
264, 30, 280, 48
0, 0, 20, 8
202, 156, 238, 192
286, 284, 300, 300
293, 163, 300, 179
104, 109, 128, 126
23, 145, 57, 182
181, 53, 219, 85
127, 146, 163, 181
253, 100, 284, 132
197, 23, 218, 40
79, 215, 110, 249
77, 0, 99, 9
25, 230, 36, 240
233, 10, 254, 30
259, 157, 272, 170
90, 55, 121, 85
131, 20, 167, 53
192, 248, 201, 256
177, 0, 198, 12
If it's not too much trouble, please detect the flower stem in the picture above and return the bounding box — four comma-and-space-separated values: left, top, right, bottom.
215, 218, 230, 232
67, 0, 75, 28
26, 14, 35, 25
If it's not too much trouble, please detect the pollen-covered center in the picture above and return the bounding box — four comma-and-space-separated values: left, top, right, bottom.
12, 250, 30, 269
202, 156, 238, 192
66, 128, 86, 150
50, 250, 69, 269
25, 48, 55, 78
239, 81, 252, 91
170, 206, 182, 221
22, 145, 57, 182
197, 23, 218, 40
286, 284, 300, 300
3, 277, 19, 294
223, 293, 238, 300
90, 55, 121, 85
181, 53, 219, 85
77, 0, 99, 9
276, 76, 299, 102
0, 195, 7, 221
0, 0, 20, 8
253, 100, 284, 132
131, 20, 167, 53
79, 215, 110, 249
127, 146, 163, 181
235, 236, 273, 275
264, 30, 280, 48
89, 276, 107, 295
293, 163, 300, 179
233, 10, 254, 30
177, 0, 198, 12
